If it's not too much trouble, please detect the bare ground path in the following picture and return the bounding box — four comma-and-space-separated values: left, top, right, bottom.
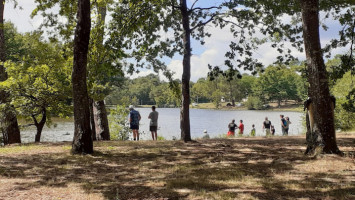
0, 133, 354, 200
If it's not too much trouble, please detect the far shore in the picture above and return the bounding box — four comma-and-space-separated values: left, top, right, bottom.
134, 101, 303, 112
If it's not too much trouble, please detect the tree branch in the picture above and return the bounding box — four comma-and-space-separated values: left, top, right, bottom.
190, 14, 217, 32
190, 6, 219, 13
190, 0, 199, 10
31, 114, 39, 127
171, 0, 180, 10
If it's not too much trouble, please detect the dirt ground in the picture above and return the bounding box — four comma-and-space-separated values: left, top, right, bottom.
0, 133, 354, 200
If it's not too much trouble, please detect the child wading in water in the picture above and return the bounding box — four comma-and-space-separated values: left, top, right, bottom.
250, 124, 256, 136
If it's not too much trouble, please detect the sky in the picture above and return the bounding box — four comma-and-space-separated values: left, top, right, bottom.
4, 0, 351, 82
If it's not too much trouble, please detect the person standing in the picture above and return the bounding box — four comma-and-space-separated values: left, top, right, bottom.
250, 124, 256, 136
129, 105, 141, 141
202, 130, 210, 139
227, 119, 237, 137
238, 120, 244, 136
148, 106, 159, 140
263, 117, 272, 136
285, 117, 291, 135
271, 125, 275, 135
280, 115, 287, 136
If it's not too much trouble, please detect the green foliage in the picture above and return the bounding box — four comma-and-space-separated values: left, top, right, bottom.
32, 0, 78, 43
245, 96, 263, 110
108, 105, 130, 140
87, 1, 124, 101
157, 135, 165, 141
32, 0, 123, 103
4, 22, 27, 62
253, 65, 301, 106
0, 31, 72, 126
212, 90, 223, 109
106, 74, 181, 107
191, 78, 210, 103
331, 72, 355, 130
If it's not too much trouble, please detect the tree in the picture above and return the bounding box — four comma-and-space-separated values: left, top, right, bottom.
0, 0, 21, 144
301, 0, 340, 154
253, 65, 299, 107
71, 0, 93, 154
109, 0, 223, 142
223, 0, 352, 154
88, 0, 114, 141
1, 32, 72, 142
33, 0, 123, 142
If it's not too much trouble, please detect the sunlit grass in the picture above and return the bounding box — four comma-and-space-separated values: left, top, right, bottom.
0, 144, 39, 154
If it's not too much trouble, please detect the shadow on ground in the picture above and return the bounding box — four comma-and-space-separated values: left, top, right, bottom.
0, 135, 354, 199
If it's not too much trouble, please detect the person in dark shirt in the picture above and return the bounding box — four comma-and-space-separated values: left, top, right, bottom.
271, 125, 275, 135
263, 117, 272, 136
280, 115, 287, 136
129, 105, 141, 141
227, 119, 237, 137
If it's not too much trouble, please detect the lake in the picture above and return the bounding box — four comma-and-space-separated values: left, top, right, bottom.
20, 108, 304, 143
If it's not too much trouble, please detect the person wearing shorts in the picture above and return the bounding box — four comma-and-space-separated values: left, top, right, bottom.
148, 106, 159, 140
227, 119, 237, 137
129, 105, 141, 141
280, 115, 287, 136
263, 117, 272, 136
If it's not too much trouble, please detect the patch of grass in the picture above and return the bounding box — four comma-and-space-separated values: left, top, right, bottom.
0, 144, 39, 154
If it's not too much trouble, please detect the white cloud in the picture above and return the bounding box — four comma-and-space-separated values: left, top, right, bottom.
4, 0, 40, 32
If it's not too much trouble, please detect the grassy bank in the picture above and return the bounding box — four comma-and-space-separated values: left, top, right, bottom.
0, 134, 354, 199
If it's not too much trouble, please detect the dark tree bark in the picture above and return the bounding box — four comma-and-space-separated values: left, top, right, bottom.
179, 0, 191, 142
71, 0, 93, 154
0, 0, 21, 145
89, 98, 97, 141
33, 108, 46, 142
93, 100, 110, 140
300, 0, 341, 154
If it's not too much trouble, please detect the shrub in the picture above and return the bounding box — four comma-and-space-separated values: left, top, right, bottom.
108, 105, 131, 140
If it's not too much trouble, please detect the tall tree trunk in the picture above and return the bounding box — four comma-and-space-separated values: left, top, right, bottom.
179, 0, 191, 142
33, 108, 46, 143
89, 98, 97, 141
229, 82, 235, 106
94, 100, 110, 140
92, 2, 110, 141
71, 0, 93, 154
0, 0, 21, 145
300, 0, 340, 154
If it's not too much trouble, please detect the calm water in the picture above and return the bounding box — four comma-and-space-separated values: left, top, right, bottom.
20, 108, 304, 143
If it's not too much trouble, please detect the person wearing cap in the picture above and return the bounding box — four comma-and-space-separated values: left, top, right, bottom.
129, 105, 141, 141
148, 106, 159, 140
202, 129, 210, 139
